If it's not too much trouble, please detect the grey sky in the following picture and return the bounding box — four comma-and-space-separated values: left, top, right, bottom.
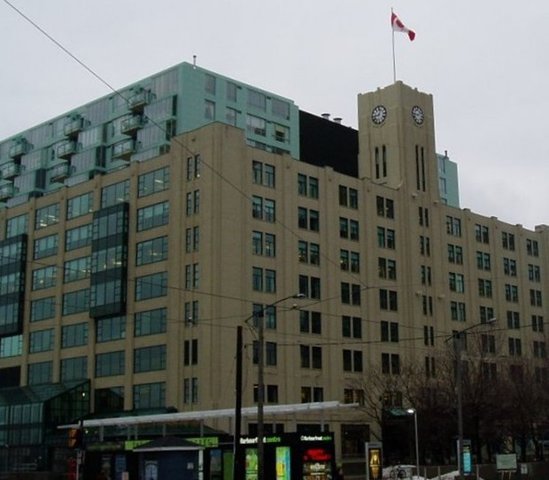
1, 0, 547, 229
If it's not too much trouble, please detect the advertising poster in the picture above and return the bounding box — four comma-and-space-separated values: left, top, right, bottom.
245, 448, 258, 480
275, 446, 291, 480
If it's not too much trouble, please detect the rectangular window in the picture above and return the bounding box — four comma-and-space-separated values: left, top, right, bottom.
505, 284, 519, 302
448, 244, 463, 264
342, 316, 362, 338
502, 232, 515, 251
420, 236, 430, 256
446, 216, 462, 237
478, 279, 493, 298
476, 251, 491, 271
138, 167, 170, 197
0, 335, 22, 358
204, 73, 216, 94
381, 321, 399, 342
65, 224, 92, 251
96, 351, 125, 377
381, 353, 400, 375
29, 329, 54, 353
252, 196, 276, 222
379, 289, 398, 311
184, 339, 198, 366
503, 258, 517, 276
34, 234, 58, 259
137, 201, 169, 231
532, 315, 544, 332
31, 297, 56, 322
6, 214, 28, 238
299, 310, 322, 334
297, 175, 319, 199
450, 301, 467, 322
508, 338, 522, 356
475, 224, 490, 244
62, 323, 88, 348
134, 345, 167, 372
101, 180, 129, 208
299, 241, 319, 265
530, 289, 543, 307
135, 382, 166, 409
378, 258, 396, 280
204, 99, 215, 120
67, 192, 93, 220
376, 196, 394, 218
136, 236, 168, 265
28, 361, 53, 385
449, 272, 465, 293
343, 350, 363, 372
507, 311, 520, 329
299, 275, 320, 299
96, 315, 126, 342
135, 272, 168, 300
246, 114, 266, 136
526, 239, 539, 257
252, 161, 276, 188
61, 357, 88, 381
183, 378, 197, 404
35, 203, 60, 230
528, 264, 541, 282
62, 288, 90, 315
377, 227, 395, 249
64, 256, 91, 283
248, 89, 266, 110
32, 266, 57, 291
135, 308, 167, 336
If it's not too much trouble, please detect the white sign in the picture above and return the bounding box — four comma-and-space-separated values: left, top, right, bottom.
496, 454, 517, 471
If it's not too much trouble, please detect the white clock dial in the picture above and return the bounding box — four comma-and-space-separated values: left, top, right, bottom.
371, 105, 387, 125
411, 105, 424, 125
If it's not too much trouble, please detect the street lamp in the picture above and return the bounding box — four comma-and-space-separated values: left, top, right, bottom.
256, 293, 305, 480
406, 408, 419, 480
448, 318, 496, 480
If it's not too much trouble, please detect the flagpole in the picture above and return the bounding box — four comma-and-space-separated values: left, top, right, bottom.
391, 8, 397, 83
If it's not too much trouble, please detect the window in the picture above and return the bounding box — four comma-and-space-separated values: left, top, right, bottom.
64, 256, 91, 283
252, 161, 276, 188
185, 263, 200, 290
184, 339, 198, 365
136, 236, 168, 265
507, 311, 520, 329
298, 207, 319, 231
28, 361, 53, 385
503, 258, 517, 276
342, 316, 362, 338
381, 321, 399, 342
475, 224, 490, 243
252, 304, 277, 329
532, 315, 544, 332
29, 329, 54, 353
530, 289, 543, 307
448, 244, 463, 264
526, 239, 539, 257
418, 207, 429, 227
61, 323, 88, 348
340, 218, 359, 240
341, 283, 361, 305
299, 275, 321, 299
204, 100, 215, 120
420, 265, 431, 286
253, 268, 276, 293
204, 73, 216, 94
138, 167, 169, 197
533, 341, 546, 358
422, 295, 433, 316
135, 382, 166, 409
252, 341, 277, 366
6, 213, 28, 238
183, 378, 198, 404
252, 196, 276, 222
481, 335, 496, 354
185, 226, 200, 253
63, 289, 90, 315
65, 224, 92, 251
135, 308, 167, 336
423, 325, 435, 346
67, 192, 93, 219
272, 98, 290, 119
476, 252, 491, 271
61, 357, 88, 381
377, 227, 395, 249
186, 154, 201, 181
502, 232, 515, 251
449, 272, 465, 293
32, 266, 57, 291
248, 89, 266, 110
478, 279, 493, 298
0, 335, 22, 358
450, 301, 467, 322
31, 297, 55, 322
528, 264, 541, 282
246, 114, 266, 136
446, 216, 461, 237
134, 345, 167, 372
419, 236, 430, 256
339, 186, 358, 208
378, 258, 396, 279
34, 234, 58, 259
374, 145, 388, 179
101, 180, 129, 208
379, 289, 398, 311
480, 306, 495, 324
137, 201, 169, 231
381, 353, 400, 375
425, 356, 436, 378
299, 310, 322, 334
227, 82, 238, 102
300, 386, 324, 403
343, 350, 363, 372
298, 174, 319, 198
505, 284, 519, 303
300, 345, 322, 369
96, 315, 126, 342
35, 204, 60, 230
253, 231, 276, 257
299, 241, 319, 265
135, 272, 168, 300
508, 338, 522, 356
376, 196, 394, 218
96, 351, 125, 376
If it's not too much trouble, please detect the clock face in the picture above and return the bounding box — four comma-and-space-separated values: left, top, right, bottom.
411, 105, 424, 125
371, 105, 387, 125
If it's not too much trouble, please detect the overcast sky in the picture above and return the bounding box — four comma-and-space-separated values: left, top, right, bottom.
0, 0, 547, 230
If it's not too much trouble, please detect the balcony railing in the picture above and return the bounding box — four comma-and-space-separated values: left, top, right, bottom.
9, 140, 30, 158
0, 162, 21, 180
57, 141, 77, 159
128, 89, 151, 112
121, 115, 144, 136
112, 139, 135, 160
50, 162, 71, 183
63, 116, 84, 137
0, 183, 15, 200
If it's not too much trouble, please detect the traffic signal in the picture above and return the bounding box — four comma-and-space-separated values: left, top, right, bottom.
68, 428, 83, 449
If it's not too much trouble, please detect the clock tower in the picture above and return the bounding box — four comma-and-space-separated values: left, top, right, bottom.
357, 81, 439, 202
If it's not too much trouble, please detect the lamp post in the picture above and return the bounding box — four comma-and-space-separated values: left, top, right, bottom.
406, 408, 419, 480
255, 293, 305, 480
448, 318, 496, 480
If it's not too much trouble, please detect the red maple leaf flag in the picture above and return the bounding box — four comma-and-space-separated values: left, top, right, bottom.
391, 12, 416, 41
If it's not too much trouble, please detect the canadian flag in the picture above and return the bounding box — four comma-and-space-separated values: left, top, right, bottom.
391, 12, 416, 41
